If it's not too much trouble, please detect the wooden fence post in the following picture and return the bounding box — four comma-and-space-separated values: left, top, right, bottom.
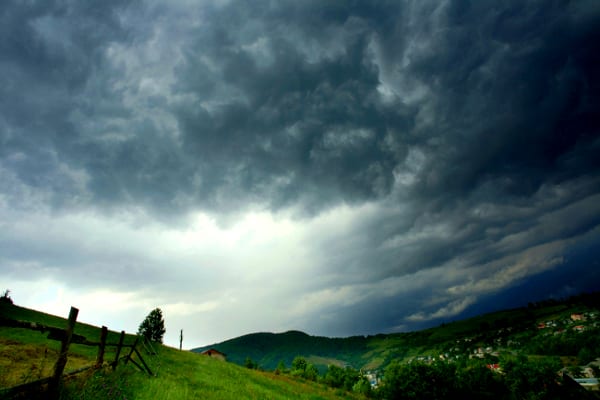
124, 336, 139, 365
113, 330, 125, 370
96, 326, 108, 367
133, 346, 154, 376
49, 306, 79, 397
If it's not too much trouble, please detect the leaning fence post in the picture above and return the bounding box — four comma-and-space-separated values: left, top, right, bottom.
133, 346, 154, 376
124, 336, 139, 365
96, 326, 108, 368
49, 306, 79, 398
113, 330, 125, 370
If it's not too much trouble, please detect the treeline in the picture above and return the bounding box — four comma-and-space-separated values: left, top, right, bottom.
377, 356, 585, 400
527, 291, 600, 310
246, 355, 588, 399
524, 329, 600, 364
246, 356, 373, 396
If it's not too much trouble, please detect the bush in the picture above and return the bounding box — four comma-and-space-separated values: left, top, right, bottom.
352, 376, 373, 396
502, 356, 563, 399
378, 361, 457, 400
245, 357, 258, 369
323, 365, 361, 391
275, 360, 288, 374
290, 356, 318, 381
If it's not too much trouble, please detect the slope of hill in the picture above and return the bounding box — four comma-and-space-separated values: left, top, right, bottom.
193, 292, 600, 372
61, 344, 365, 400
0, 303, 364, 399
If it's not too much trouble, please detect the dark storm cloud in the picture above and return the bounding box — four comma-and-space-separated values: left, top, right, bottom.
401, 1, 600, 199
4, 0, 597, 218
172, 0, 600, 217
0, 0, 139, 210
172, 1, 415, 213
2, 0, 600, 339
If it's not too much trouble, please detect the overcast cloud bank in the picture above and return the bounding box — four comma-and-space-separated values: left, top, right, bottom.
1, 0, 599, 347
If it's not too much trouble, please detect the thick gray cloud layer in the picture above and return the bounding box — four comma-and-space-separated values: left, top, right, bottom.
1, 0, 599, 344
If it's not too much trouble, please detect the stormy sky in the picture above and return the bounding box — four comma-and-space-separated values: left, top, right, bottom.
2, 0, 600, 348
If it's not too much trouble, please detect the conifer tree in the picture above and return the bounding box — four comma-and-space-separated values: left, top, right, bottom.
138, 308, 166, 343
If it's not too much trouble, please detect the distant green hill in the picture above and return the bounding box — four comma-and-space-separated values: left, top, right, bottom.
192, 292, 600, 372
193, 330, 369, 372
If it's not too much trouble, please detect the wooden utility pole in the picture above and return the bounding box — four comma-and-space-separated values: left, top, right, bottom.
179, 329, 183, 351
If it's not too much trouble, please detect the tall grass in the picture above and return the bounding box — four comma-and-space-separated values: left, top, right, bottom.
59, 346, 364, 400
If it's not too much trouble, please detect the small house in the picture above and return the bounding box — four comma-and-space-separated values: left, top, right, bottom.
486, 364, 502, 373
573, 378, 599, 390
571, 313, 585, 321
201, 349, 227, 361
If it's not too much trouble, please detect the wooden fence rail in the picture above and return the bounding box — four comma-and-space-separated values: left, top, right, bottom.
0, 306, 154, 399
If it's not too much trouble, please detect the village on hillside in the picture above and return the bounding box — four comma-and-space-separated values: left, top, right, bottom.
361, 310, 600, 392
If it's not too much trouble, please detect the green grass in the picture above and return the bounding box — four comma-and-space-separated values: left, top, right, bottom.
1, 303, 364, 400
306, 355, 346, 368
62, 346, 365, 399
0, 303, 138, 388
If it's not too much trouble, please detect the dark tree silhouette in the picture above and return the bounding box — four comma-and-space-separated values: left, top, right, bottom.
138, 308, 166, 343
0, 289, 13, 305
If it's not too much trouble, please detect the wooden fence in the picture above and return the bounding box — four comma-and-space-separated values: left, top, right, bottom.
0, 306, 154, 399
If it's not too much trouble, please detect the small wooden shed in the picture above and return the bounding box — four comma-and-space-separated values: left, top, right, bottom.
200, 348, 227, 361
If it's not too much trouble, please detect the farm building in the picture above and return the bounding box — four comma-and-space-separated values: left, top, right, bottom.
200, 349, 227, 361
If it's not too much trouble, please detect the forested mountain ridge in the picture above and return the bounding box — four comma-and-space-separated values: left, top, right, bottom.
192, 292, 600, 372
193, 330, 369, 371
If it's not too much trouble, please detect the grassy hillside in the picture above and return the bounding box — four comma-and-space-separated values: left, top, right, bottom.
0, 303, 137, 389
194, 292, 600, 372
0, 303, 364, 399
62, 345, 366, 400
